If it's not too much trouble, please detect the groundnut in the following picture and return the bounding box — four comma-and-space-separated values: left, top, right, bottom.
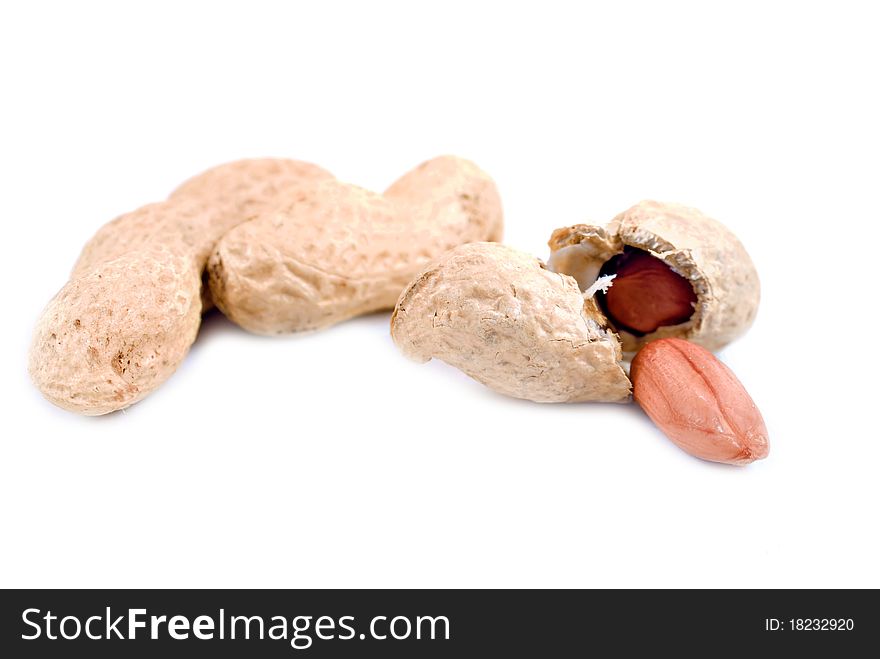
390, 242, 631, 403
208, 155, 503, 334
32, 159, 332, 415
631, 338, 769, 465
169, 157, 335, 224
72, 196, 225, 279
548, 201, 760, 352
74, 159, 333, 309
29, 246, 202, 415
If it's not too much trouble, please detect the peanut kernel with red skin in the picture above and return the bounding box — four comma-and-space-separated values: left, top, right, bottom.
631, 338, 769, 465
602, 250, 697, 334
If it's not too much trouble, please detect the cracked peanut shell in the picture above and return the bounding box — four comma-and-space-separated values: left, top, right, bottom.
547, 200, 760, 352
390, 242, 631, 403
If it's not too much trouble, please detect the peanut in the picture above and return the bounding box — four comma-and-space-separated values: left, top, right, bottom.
75, 159, 333, 308
169, 158, 335, 226
31, 158, 333, 415
391, 242, 631, 403
208, 155, 503, 334
630, 338, 769, 465
29, 246, 202, 415
72, 197, 224, 282
601, 248, 697, 334
30, 155, 501, 414
548, 201, 760, 352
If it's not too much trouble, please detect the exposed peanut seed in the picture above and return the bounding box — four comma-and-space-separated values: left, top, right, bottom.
599, 248, 696, 334
630, 338, 769, 465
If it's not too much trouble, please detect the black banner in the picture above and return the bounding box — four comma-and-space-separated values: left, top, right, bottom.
0, 589, 874, 656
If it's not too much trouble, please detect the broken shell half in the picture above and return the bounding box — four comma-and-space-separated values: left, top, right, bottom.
547, 201, 760, 353
391, 242, 631, 403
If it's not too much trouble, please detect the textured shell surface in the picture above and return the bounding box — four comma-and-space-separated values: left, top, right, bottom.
29, 247, 202, 415
209, 181, 403, 333
208, 155, 504, 334
170, 158, 334, 222
73, 158, 334, 312
32, 158, 334, 415
76, 159, 333, 279
548, 200, 760, 352
391, 242, 631, 403
384, 154, 504, 244
72, 196, 225, 277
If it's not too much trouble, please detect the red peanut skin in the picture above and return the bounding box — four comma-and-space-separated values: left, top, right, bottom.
604, 251, 697, 334
630, 338, 769, 465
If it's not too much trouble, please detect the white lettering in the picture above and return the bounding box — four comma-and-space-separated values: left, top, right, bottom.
371, 616, 387, 640
128, 608, 146, 639
291, 616, 313, 650
106, 608, 124, 639
151, 615, 167, 639
390, 616, 411, 640
21, 608, 41, 640
193, 615, 214, 640
85, 615, 102, 640
44, 611, 57, 640
59, 616, 81, 640
167, 615, 190, 640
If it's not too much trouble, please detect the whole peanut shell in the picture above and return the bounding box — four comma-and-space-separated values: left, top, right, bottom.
33, 158, 331, 416
382, 154, 504, 245
72, 196, 225, 278
631, 338, 769, 465
169, 157, 334, 223
390, 242, 631, 403
29, 246, 202, 415
74, 159, 333, 309
548, 201, 760, 352
208, 155, 503, 334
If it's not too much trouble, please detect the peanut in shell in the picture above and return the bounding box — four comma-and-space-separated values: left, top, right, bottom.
29, 246, 202, 415
548, 200, 760, 352
208, 155, 503, 334
74, 158, 333, 310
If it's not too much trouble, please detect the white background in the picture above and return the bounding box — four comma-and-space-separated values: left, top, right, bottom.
1, 1, 877, 588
